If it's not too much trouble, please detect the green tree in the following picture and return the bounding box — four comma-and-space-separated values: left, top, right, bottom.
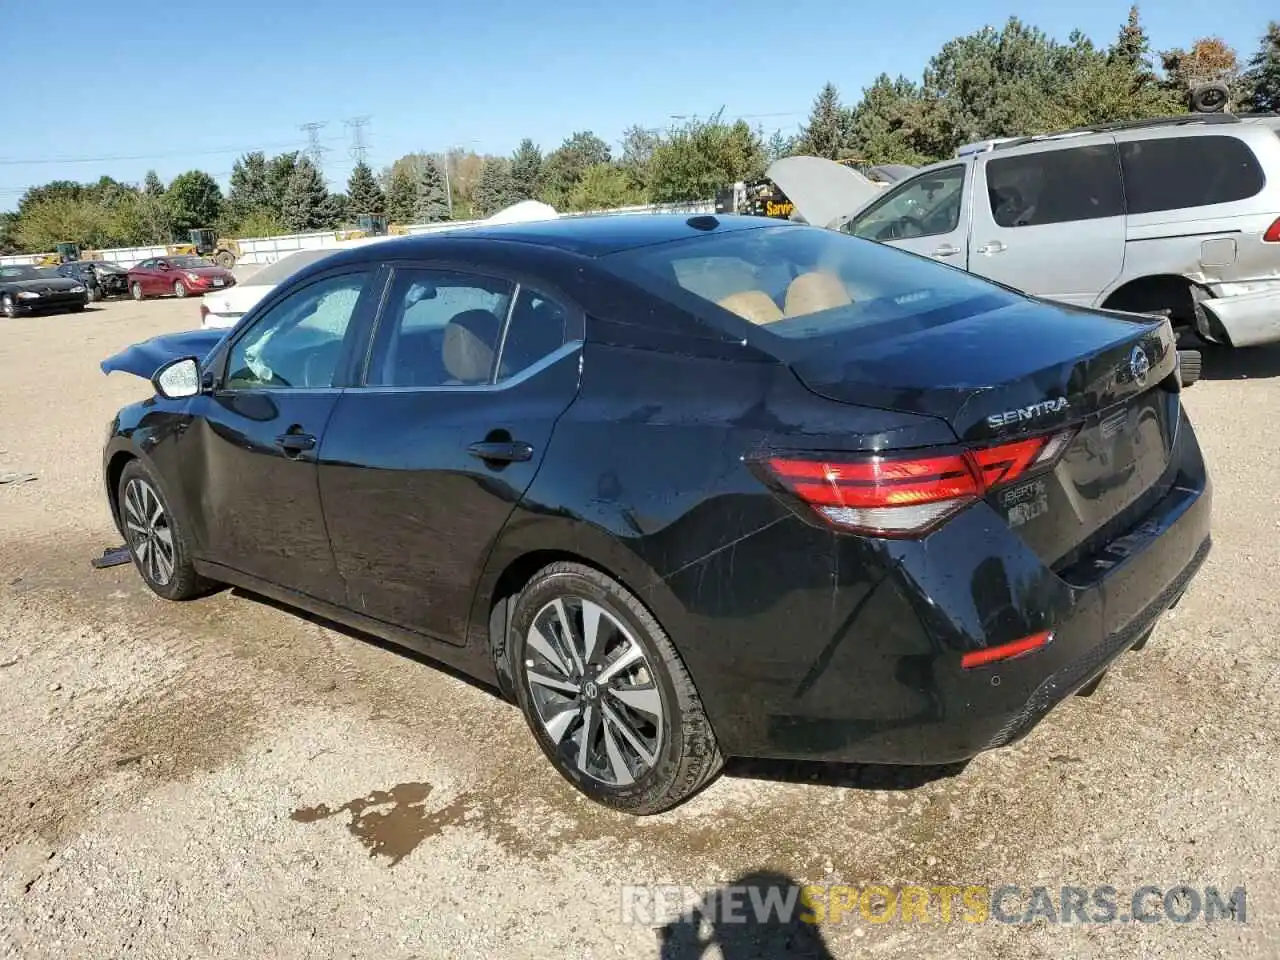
226, 152, 271, 225
795, 83, 850, 159
266, 152, 300, 220
14, 196, 111, 251
541, 131, 611, 205
472, 158, 520, 216
618, 125, 661, 197
647, 111, 767, 203
318, 192, 348, 229
281, 157, 329, 232
846, 74, 933, 165
385, 164, 417, 223
414, 157, 450, 221
164, 170, 223, 236
1110, 5, 1153, 75
1243, 21, 1280, 112
234, 208, 286, 239
143, 170, 165, 198
346, 161, 385, 218
566, 163, 641, 211
765, 129, 794, 163
510, 138, 544, 201
0, 212, 19, 255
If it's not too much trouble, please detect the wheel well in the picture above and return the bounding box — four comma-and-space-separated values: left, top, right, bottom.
1101, 275, 1196, 323
484, 549, 635, 701
104, 451, 136, 525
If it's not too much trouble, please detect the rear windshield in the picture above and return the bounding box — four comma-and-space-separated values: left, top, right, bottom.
602, 224, 1021, 343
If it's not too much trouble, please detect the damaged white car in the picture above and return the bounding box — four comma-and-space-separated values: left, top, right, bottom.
769, 113, 1280, 348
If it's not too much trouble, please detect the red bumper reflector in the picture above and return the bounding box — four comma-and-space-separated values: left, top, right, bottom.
961, 630, 1053, 669
1264, 217, 1280, 243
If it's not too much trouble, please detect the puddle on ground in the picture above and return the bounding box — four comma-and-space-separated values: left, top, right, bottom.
291, 782, 472, 866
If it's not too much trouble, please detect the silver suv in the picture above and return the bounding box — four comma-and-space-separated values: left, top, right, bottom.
775, 114, 1280, 348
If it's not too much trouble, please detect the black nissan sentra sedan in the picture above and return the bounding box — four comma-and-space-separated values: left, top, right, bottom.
100, 214, 1211, 814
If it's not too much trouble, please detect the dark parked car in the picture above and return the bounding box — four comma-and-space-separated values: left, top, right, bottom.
56, 260, 130, 301
99, 215, 1212, 814
126, 255, 235, 301
0, 264, 89, 317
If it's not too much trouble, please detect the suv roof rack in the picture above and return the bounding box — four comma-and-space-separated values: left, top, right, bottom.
955, 111, 1280, 157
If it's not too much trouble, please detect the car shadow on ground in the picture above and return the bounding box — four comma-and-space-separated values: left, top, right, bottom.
655, 870, 835, 959
1198, 342, 1280, 381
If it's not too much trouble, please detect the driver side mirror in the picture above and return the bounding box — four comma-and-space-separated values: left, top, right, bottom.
152, 357, 202, 399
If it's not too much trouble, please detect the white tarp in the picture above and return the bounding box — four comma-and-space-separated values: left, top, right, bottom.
765, 156, 883, 229
484, 200, 559, 224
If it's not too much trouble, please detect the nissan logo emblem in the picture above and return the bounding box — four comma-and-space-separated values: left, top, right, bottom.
1129, 345, 1150, 386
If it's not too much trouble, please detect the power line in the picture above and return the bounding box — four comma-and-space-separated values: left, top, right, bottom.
344, 116, 372, 166
0, 136, 345, 167
299, 122, 330, 175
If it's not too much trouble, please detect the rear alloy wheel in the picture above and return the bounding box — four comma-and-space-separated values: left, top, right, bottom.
509, 562, 723, 814
173, 280, 188, 298
1, 294, 15, 318
131, 281, 144, 301
117, 460, 214, 601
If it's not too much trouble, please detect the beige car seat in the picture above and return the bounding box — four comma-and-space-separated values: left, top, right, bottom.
717, 290, 784, 325
783, 271, 852, 317
442, 309, 501, 384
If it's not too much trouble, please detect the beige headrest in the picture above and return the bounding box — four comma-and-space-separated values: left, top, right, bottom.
784, 271, 852, 317
717, 290, 784, 325
442, 310, 500, 383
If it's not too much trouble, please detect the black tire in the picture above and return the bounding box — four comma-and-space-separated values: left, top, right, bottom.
1, 294, 15, 318
509, 562, 723, 814
172, 280, 188, 298
117, 459, 216, 601
215, 250, 235, 270
131, 281, 144, 301
1189, 81, 1229, 114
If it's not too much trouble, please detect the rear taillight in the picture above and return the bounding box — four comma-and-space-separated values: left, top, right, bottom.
757, 428, 1076, 537
1264, 217, 1280, 243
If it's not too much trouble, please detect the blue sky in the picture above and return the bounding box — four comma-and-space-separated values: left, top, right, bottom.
2, 0, 1273, 208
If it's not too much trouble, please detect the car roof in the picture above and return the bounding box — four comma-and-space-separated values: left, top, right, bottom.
379, 213, 780, 258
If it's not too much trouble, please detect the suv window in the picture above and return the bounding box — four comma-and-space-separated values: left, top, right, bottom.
1120, 135, 1266, 213
985, 143, 1124, 227
843, 165, 966, 241
366, 268, 515, 387
224, 270, 370, 389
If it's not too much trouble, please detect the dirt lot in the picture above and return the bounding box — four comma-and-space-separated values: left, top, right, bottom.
1, 295, 1279, 959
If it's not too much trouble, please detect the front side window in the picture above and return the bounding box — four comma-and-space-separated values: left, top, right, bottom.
1120, 135, 1266, 213
366, 268, 515, 387
984, 143, 1124, 227
604, 224, 1019, 344
223, 270, 371, 389
843, 165, 966, 242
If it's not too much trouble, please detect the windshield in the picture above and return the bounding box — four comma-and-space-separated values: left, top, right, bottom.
0, 266, 58, 281
169, 256, 214, 268
243, 249, 338, 287
602, 224, 1020, 344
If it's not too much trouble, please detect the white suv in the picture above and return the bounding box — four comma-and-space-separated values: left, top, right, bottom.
773, 113, 1280, 348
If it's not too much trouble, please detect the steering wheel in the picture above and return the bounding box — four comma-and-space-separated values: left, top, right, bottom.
877, 215, 926, 241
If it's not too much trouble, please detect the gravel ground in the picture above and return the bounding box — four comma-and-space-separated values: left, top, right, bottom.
1, 297, 1279, 959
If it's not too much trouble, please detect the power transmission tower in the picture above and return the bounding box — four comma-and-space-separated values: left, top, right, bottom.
299, 121, 329, 174
345, 116, 372, 166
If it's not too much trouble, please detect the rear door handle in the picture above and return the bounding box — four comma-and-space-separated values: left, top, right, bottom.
932, 243, 961, 258
468, 440, 534, 463
275, 433, 316, 456
977, 240, 1006, 256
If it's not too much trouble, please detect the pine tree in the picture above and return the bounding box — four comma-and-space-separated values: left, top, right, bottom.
1243, 21, 1280, 112
385, 165, 417, 223
509, 139, 543, 201
472, 158, 519, 217
143, 170, 165, 198
414, 157, 450, 221
796, 83, 847, 159
281, 158, 328, 232
345, 162, 384, 218
1110, 5, 1152, 74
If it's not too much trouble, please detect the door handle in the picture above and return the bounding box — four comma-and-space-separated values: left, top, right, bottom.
932, 243, 961, 258
468, 440, 534, 463
977, 240, 1006, 256
275, 432, 316, 456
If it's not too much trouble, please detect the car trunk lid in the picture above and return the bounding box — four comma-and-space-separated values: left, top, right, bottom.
788, 298, 1181, 566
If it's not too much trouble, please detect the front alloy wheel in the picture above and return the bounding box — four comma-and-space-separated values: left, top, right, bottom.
1, 294, 15, 318
510, 562, 723, 814
173, 280, 188, 298
131, 281, 144, 301
116, 460, 214, 601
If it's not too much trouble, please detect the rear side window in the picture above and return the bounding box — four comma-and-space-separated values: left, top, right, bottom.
1120, 135, 1266, 213
985, 144, 1124, 227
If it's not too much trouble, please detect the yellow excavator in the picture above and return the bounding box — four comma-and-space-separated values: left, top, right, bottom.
165, 229, 241, 269
33, 242, 81, 267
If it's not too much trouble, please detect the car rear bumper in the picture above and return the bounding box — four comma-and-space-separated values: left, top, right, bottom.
1199, 279, 1280, 348
674, 406, 1212, 766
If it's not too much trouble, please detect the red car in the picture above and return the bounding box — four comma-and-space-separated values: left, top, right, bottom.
126, 256, 236, 301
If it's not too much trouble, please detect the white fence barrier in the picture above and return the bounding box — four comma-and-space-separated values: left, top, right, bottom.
0, 200, 716, 269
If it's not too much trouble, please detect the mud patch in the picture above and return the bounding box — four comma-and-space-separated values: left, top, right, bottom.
291, 782, 473, 865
